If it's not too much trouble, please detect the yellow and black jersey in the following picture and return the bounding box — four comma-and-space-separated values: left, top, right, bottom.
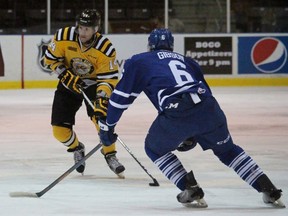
44, 26, 119, 94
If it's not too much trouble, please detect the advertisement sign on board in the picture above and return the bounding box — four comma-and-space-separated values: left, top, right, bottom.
185, 37, 233, 74
238, 36, 288, 74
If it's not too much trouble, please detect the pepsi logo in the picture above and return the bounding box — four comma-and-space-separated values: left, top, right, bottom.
251, 37, 287, 73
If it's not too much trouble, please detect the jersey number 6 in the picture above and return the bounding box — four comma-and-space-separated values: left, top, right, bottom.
168, 60, 194, 84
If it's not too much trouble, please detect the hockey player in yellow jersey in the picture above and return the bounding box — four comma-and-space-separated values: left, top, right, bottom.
44, 9, 125, 177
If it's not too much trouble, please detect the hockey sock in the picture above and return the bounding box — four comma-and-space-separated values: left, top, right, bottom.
52, 125, 79, 149
101, 143, 116, 155
215, 145, 264, 191
153, 152, 187, 190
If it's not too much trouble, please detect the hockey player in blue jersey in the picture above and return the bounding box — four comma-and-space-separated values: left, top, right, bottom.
98, 28, 285, 208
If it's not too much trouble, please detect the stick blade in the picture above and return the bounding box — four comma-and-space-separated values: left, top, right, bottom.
149, 179, 160, 187
9, 192, 39, 198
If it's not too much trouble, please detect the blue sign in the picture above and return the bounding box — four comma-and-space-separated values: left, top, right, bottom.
238, 36, 288, 74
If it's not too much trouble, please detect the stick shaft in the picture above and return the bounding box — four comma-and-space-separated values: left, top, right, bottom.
81, 89, 159, 185
81, 89, 95, 111
36, 143, 102, 197
117, 137, 159, 184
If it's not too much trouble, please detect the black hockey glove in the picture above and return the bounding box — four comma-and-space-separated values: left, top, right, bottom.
98, 119, 117, 146
94, 90, 109, 118
58, 69, 85, 94
177, 137, 197, 152
94, 97, 109, 117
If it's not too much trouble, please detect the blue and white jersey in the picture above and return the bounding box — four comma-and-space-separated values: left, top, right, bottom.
106, 50, 212, 126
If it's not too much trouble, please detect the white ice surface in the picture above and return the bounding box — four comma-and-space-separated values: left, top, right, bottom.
0, 87, 287, 216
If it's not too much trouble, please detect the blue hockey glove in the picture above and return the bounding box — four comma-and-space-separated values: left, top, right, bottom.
177, 137, 197, 152
98, 119, 117, 146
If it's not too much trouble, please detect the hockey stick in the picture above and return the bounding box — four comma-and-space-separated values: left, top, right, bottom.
116, 137, 159, 186
9, 143, 102, 198
81, 90, 159, 186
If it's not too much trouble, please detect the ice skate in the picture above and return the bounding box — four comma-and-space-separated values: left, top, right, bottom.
262, 189, 286, 208
103, 150, 125, 178
67, 142, 85, 174
177, 171, 208, 208
257, 174, 286, 208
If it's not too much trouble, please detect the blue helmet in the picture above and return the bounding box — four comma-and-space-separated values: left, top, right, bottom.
148, 28, 174, 51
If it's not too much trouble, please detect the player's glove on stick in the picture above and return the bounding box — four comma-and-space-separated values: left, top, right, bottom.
177, 137, 197, 152
98, 119, 117, 146
58, 69, 85, 94
94, 93, 109, 118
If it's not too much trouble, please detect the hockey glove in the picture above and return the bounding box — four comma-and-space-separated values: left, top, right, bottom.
58, 69, 85, 94
98, 119, 117, 146
177, 137, 197, 152
94, 91, 109, 118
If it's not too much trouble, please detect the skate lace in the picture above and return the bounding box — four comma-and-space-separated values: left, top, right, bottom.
178, 185, 204, 203
264, 189, 282, 202
74, 148, 84, 163
107, 155, 121, 170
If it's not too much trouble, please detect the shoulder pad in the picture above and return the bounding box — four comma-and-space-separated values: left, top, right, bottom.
55, 27, 77, 42
93, 33, 116, 57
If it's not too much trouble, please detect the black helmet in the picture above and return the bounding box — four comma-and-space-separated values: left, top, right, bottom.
77, 9, 101, 29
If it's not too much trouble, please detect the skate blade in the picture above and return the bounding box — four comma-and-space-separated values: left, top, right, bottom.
182, 198, 208, 208
117, 172, 125, 179
267, 198, 286, 208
